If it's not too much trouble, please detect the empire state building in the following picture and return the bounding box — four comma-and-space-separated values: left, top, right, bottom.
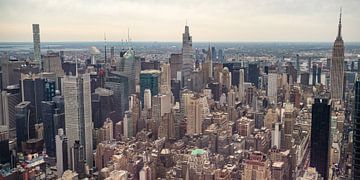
330, 9, 345, 100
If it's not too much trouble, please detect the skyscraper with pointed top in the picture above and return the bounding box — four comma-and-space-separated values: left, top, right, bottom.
330, 8, 345, 100
181, 25, 194, 87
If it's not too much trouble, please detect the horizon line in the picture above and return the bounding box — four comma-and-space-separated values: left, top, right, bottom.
1, 40, 360, 44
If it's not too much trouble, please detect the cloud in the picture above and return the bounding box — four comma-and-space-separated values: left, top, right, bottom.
0, 0, 359, 42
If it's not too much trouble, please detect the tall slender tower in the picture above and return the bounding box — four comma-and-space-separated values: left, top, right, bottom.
330, 9, 345, 100
181, 25, 194, 87
32, 24, 41, 70
63, 73, 93, 168
238, 68, 245, 101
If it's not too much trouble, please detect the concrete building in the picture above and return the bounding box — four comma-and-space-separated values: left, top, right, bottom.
169, 53, 182, 81
32, 24, 41, 69
242, 152, 271, 180
55, 128, 68, 177
186, 96, 203, 135
160, 63, 171, 94
267, 72, 278, 104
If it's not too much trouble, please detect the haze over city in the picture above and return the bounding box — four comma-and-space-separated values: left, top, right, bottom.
1, 0, 360, 179
1, 0, 360, 42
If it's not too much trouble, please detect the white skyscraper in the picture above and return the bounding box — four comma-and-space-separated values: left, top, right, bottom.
267, 73, 278, 104
160, 63, 171, 94
32, 24, 41, 69
56, 128, 67, 177
143, 89, 152, 110
181, 25, 194, 86
63, 73, 93, 167
271, 122, 281, 148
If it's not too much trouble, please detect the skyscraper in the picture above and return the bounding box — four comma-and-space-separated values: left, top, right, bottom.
20, 74, 45, 123
296, 54, 300, 77
310, 98, 331, 179
203, 46, 212, 85
63, 73, 93, 167
55, 128, 68, 177
160, 63, 171, 94
248, 63, 259, 88
238, 68, 245, 101
1, 54, 24, 89
42, 101, 58, 157
352, 79, 360, 179
186, 96, 203, 135
140, 70, 160, 106
312, 64, 317, 85
105, 72, 129, 121
43, 52, 65, 78
32, 24, 41, 70
0, 126, 10, 164
330, 9, 345, 100
1, 85, 21, 138
284, 103, 295, 150
181, 25, 194, 87
169, 53, 183, 80
91, 88, 114, 129
117, 48, 140, 94
267, 72, 277, 104
15, 101, 35, 151
143, 89, 152, 110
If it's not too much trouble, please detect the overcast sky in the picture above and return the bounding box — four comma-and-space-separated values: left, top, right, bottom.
0, 0, 359, 42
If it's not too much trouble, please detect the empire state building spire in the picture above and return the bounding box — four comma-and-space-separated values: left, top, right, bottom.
330, 8, 345, 100
337, 8, 342, 39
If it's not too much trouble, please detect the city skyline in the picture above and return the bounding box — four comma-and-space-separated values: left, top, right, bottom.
0, 0, 360, 42
1, 1, 360, 179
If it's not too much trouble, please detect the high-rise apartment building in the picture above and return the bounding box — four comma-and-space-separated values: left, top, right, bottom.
238, 68, 245, 101
32, 24, 41, 69
330, 10, 345, 100
63, 73, 93, 167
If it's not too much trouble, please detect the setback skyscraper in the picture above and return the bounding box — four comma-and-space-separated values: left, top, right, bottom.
330, 9, 345, 100
181, 25, 194, 87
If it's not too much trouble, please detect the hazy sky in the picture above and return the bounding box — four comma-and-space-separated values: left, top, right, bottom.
0, 0, 359, 42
